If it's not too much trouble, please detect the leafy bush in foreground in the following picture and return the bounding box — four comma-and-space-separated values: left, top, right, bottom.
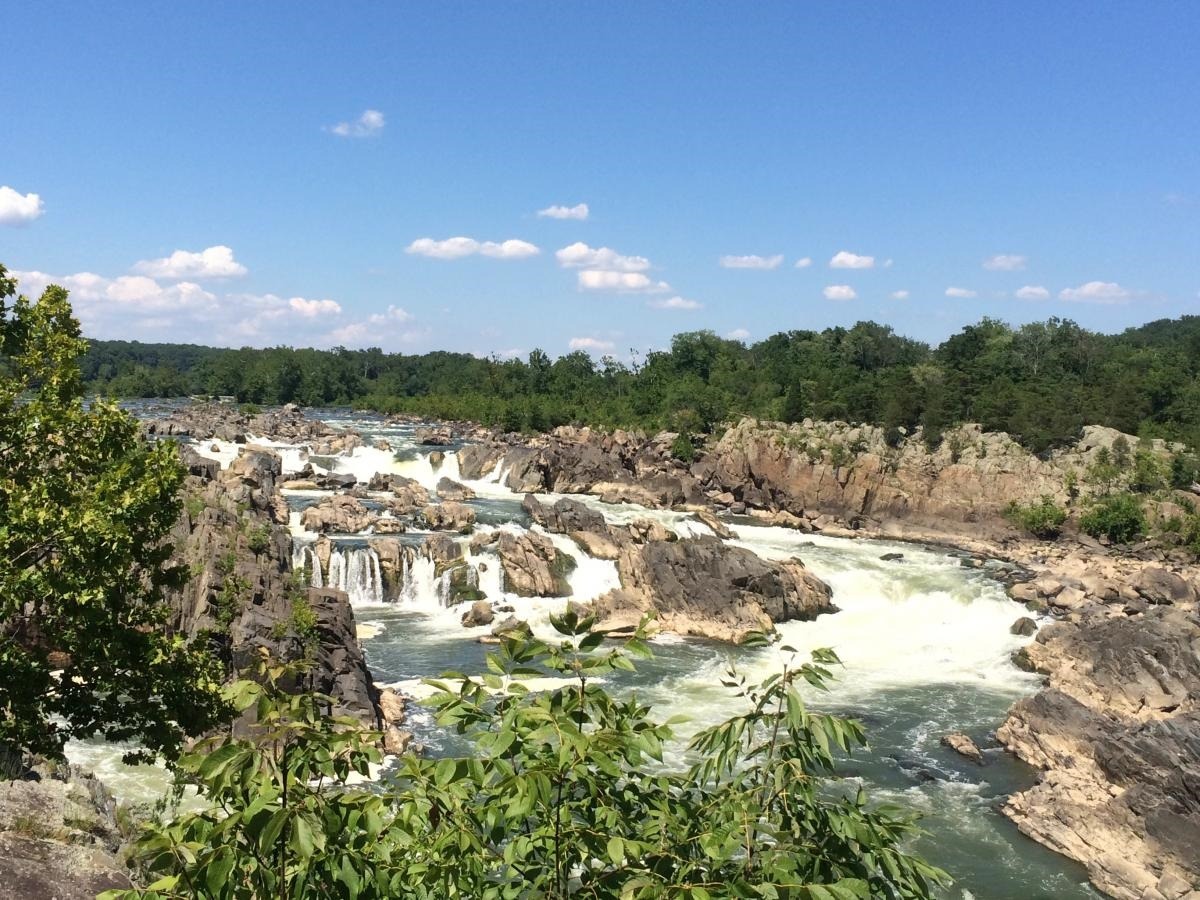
107, 617, 948, 899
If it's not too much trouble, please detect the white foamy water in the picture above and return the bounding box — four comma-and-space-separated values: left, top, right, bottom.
74, 409, 1091, 898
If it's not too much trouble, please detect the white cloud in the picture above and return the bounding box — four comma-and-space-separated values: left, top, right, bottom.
1015, 285, 1050, 300
726, 328, 751, 340
288, 297, 343, 317
882, 258, 894, 268
555, 242, 649, 272
983, 254, 1027, 271
829, 251, 874, 269
1058, 281, 1131, 304
132, 245, 248, 279
538, 203, 589, 220
0, 186, 45, 225
720, 254, 784, 269
890, 290, 910, 300
945, 287, 978, 298
329, 109, 385, 138
406, 237, 540, 260
368, 304, 412, 324
794, 257, 812, 269
577, 270, 670, 293
569, 336, 615, 352
823, 284, 857, 301
649, 296, 702, 310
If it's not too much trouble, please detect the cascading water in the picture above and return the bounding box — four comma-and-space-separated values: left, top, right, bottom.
80, 408, 1101, 898
320, 547, 384, 606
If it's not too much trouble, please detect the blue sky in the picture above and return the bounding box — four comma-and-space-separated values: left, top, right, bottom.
2, 1, 1198, 357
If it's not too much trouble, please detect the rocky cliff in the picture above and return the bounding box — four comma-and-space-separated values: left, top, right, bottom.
170, 446, 379, 722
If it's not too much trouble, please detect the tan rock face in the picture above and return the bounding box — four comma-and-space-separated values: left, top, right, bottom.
497, 531, 574, 597
422, 501, 477, 533
301, 494, 375, 534
997, 607, 1200, 899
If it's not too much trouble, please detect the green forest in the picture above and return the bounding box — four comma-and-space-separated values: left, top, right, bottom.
82, 316, 1200, 452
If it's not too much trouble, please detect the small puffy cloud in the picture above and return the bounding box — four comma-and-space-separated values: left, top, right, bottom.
1015, 285, 1050, 300
289, 297, 343, 317
577, 270, 670, 293
983, 254, 1027, 271
133, 245, 248, 279
823, 284, 857, 301
726, 328, 751, 340
368, 304, 412, 324
794, 257, 812, 269
945, 287, 978, 298
538, 203, 589, 220
829, 251, 874, 269
882, 258, 894, 268
555, 242, 649, 272
889, 289, 910, 300
569, 336, 615, 352
329, 109, 385, 138
1058, 281, 1130, 304
406, 237, 540, 260
649, 295, 702, 310
720, 254, 783, 270
0, 186, 45, 225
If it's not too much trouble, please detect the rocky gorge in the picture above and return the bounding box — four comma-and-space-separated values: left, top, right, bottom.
444, 413, 1200, 898
8, 401, 1195, 899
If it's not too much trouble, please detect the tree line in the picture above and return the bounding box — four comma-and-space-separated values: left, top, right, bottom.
81, 316, 1200, 452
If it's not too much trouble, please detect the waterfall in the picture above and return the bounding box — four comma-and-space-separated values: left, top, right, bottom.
291, 543, 324, 588
300, 545, 384, 606
398, 552, 442, 611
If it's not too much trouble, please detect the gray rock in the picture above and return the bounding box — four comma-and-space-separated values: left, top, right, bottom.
1010, 616, 1039, 636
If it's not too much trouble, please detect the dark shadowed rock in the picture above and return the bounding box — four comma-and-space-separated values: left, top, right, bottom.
1010, 616, 1038, 636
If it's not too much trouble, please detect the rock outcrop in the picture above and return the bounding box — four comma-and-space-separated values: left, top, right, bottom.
497, 531, 575, 597
0, 762, 130, 900
300, 494, 375, 533
167, 446, 379, 722
997, 606, 1200, 899
592, 536, 835, 643
145, 401, 361, 455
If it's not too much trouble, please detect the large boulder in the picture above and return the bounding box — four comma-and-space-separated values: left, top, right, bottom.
593, 536, 835, 643
437, 477, 476, 501
422, 501, 477, 533
300, 494, 375, 534
497, 531, 575, 597
522, 494, 607, 534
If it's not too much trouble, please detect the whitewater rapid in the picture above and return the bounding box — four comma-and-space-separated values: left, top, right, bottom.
80, 408, 1097, 899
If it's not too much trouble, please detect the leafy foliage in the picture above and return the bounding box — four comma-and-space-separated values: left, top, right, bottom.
1005, 496, 1068, 539
109, 617, 948, 899
1080, 493, 1147, 543
71, 311, 1200, 453
0, 265, 226, 762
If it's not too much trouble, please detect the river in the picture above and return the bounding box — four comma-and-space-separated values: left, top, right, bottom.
75, 407, 1101, 898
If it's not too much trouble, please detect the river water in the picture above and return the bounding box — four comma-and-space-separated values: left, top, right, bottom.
76, 407, 1100, 898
